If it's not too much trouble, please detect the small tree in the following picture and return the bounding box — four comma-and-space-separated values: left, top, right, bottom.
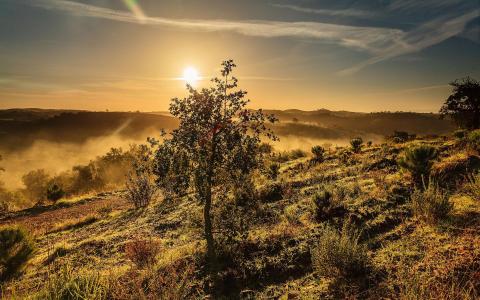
152, 60, 277, 276
440, 77, 480, 130
311, 145, 325, 162
398, 145, 437, 186
350, 137, 363, 153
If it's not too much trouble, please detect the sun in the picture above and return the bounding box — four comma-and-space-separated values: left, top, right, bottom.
182, 67, 200, 86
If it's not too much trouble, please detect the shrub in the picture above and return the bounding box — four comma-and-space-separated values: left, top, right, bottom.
311, 223, 370, 281
398, 145, 437, 186
124, 239, 160, 268
367, 141, 373, 147
410, 182, 453, 224
0, 226, 35, 281
35, 265, 110, 300
466, 129, 480, 151
266, 162, 280, 180
125, 164, 158, 209
453, 129, 467, 139
312, 189, 347, 222
311, 146, 325, 163
257, 182, 283, 203
289, 149, 307, 159
350, 137, 364, 153
22, 169, 50, 202
46, 184, 65, 202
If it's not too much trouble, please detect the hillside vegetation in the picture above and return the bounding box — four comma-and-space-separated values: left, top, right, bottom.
1, 132, 479, 299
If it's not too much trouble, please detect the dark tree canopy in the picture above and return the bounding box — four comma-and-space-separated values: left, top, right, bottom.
440, 77, 480, 129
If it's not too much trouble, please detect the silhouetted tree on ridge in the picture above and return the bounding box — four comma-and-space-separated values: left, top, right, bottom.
440, 77, 480, 129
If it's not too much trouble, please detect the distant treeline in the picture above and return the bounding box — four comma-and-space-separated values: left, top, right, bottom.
0, 109, 454, 153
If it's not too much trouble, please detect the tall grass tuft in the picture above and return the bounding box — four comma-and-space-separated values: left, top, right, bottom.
34, 265, 109, 300
410, 181, 453, 224
311, 223, 370, 281
464, 172, 480, 200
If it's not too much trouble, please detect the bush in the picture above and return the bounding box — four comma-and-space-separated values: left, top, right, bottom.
289, 149, 307, 159
257, 182, 283, 203
124, 239, 160, 268
22, 169, 50, 202
410, 182, 453, 224
266, 162, 280, 180
398, 145, 437, 186
311, 146, 325, 163
35, 265, 110, 300
350, 137, 364, 153
311, 223, 370, 281
0, 226, 35, 281
46, 184, 65, 202
453, 129, 467, 139
466, 129, 480, 151
311, 189, 346, 222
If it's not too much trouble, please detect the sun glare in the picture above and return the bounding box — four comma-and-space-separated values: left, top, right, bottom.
182, 67, 200, 86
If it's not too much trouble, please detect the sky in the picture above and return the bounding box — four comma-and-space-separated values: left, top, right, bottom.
0, 0, 479, 112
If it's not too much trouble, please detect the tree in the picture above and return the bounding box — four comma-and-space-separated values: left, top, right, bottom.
440, 77, 480, 130
153, 60, 277, 276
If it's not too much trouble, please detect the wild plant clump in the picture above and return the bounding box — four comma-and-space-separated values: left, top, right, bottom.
266, 162, 280, 180
46, 184, 65, 202
125, 145, 158, 209
124, 239, 160, 268
464, 172, 480, 200
0, 226, 35, 281
312, 188, 346, 222
350, 137, 364, 153
311, 145, 325, 163
35, 265, 110, 300
311, 223, 370, 281
257, 182, 283, 203
398, 144, 437, 186
410, 182, 453, 224
466, 129, 480, 151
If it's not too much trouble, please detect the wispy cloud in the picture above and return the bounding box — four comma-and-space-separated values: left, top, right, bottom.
338, 10, 479, 75
24, 0, 402, 54
388, 0, 466, 12
270, 3, 375, 18
18, 0, 479, 75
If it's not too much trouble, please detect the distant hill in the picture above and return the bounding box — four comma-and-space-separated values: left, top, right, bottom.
264, 109, 453, 136
0, 108, 455, 153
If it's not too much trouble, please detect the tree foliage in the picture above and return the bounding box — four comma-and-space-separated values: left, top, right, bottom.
440, 77, 480, 129
152, 60, 277, 274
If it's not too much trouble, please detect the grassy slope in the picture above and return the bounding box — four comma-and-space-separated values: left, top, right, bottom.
1, 137, 479, 299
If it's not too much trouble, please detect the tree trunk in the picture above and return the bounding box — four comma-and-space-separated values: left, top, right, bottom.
203, 183, 216, 270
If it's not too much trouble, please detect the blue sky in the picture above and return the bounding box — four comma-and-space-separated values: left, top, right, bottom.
0, 0, 479, 112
